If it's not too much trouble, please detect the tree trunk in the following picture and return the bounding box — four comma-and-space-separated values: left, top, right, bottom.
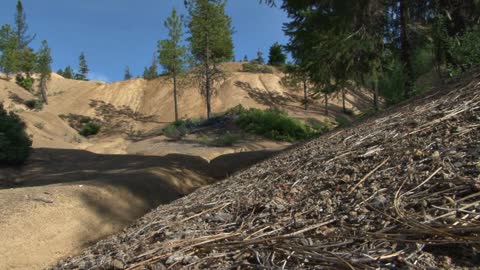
303, 79, 308, 111
173, 73, 178, 122
205, 31, 211, 119
342, 88, 346, 113
325, 93, 329, 116
399, 0, 414, 99
40, 79, 48, 105
373, 80, 379, 111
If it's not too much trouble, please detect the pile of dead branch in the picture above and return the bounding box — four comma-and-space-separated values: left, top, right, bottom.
53, 73, 480, 269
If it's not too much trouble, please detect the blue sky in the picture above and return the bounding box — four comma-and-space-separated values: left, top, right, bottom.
0, 0, 289, 82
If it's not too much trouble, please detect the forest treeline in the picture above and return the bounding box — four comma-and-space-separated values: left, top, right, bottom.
263, 0, 480, 109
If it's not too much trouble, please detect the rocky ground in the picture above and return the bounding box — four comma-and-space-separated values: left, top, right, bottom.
53, 72, 480, 269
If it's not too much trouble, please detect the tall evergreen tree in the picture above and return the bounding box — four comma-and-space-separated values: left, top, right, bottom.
63, 66, 74, 79
14, 0, 35, 50
0, 24, 18, 78
124, 66, 132, 80
243, 54, 248, 62
158, 8, 187, 121
76, 52, 89, 80
143, 54, 158, 80
254, 49, 265, 64
268, 42, 286, 66
186, 0, 234, 119
283, 63, 310, 111
36, 40, 52, 104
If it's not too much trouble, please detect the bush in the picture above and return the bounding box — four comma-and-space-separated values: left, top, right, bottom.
0, 104, 32, 165
241, 63, 273, 74
24, 99, 44, 111
163, 120, 187, 140
235, 108, 323, 142
214, 131, 240, 147
15, 74, 34, 91
448, 25, 480, 76
79, 123, 101, 137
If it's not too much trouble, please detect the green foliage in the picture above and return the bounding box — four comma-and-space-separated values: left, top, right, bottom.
243, 55, 248, 62
63, 66, 74, 79
253, 50, 265, 65
124, 66, 132, 80
447, 25, 480, 76
158, 8, 187, 76
14, 0, 35, 50
143, 54, 158, 80
0, 104, 32, 165
15, 74, 34, 91
79, 122, 101, 137
378, 59, 406, 105
214, 131, 239, 146
36, 40, 52, 104
24, 98, 43, 111
241, 62, 273, 74
76, 52, 89, 80
334, 115, 351, 128
0, 24, 19, 76
268, 42, 286, 66
235, 107, 323, 142
187, 0, 234, 64
163, 120, 187, 140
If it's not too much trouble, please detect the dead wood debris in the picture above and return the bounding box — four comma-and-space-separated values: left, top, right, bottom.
53, 76, 480, 269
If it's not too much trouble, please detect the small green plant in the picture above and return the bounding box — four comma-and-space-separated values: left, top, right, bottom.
214, 131, 240, 147
33, 122, 45, 130
79, 123, 101, 137
15, 74, 35, 91
0, 104, 32, 165
335, 115, 351, 128
241, 63, 273, 74
24, 99, 44, 111
163, 120, 187, 140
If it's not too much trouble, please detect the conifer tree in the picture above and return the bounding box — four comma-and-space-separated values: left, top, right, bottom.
0, 24, 18, 78
143, 54, 158, 80
186, 0, 234, 119
254, 49, 264, 64
76, 52, 89, 80
14, 0, 35, 50
124, 66, 132, 80
268, 42, 286, 66
36, 40, 52, 104
243, 54, 248, 62
63, 66, 74, 79
158, 8, 187, 121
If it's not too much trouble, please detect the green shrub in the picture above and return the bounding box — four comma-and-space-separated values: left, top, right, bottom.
335, 115, 351, 127
379, 59, 406, 105
235, 108, 322, 142
448, 25, 480, 76
241, 63, 273, 74
24, 99, 44, 111
15, 74, 34, 91
0, 104, 32, 165
79, 123, 101, 137
214, 131, 240, 147
163, 120, 187, 140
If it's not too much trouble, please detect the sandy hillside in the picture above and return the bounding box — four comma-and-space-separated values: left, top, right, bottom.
52, 71, 480, 270
0, 63, 372, 270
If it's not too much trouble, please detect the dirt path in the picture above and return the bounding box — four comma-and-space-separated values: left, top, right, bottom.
0, 148, 280, 270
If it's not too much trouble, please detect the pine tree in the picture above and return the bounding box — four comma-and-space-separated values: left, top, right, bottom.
254, 49, 264, 64
63, 66, 74, 79
186, 0, 234, 119
143, 54, 158, 80
14, 0, 35, 50
56, 68, 64, 76
158, 8, 187, 122
0, 24, 18, 78
268, 42, 286, 66
243, 54, 248, 62
76, 52, 89, 80
124, 66, 132, 80
36, 40, 52, 104
283, 63, 310, 111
